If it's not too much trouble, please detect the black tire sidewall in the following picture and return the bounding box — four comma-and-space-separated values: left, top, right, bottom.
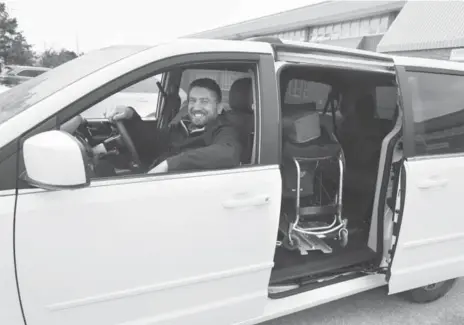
401, 278, 457, 304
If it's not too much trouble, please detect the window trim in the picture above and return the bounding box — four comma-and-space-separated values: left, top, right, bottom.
399, 65, 464, 158
15, 164, 280, 195
16, 52, 272, 186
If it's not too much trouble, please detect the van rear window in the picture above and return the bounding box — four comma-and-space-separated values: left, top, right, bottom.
407, 71, 464, 156
284, 79, 331, 112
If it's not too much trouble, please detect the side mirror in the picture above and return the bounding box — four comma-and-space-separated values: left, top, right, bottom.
22, 130, 91, 190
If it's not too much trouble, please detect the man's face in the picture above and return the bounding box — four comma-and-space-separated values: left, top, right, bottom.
188, 86, 219, 126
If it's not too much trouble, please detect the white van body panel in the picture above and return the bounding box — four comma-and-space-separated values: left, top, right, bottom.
0, 192, 24, 325
388, 156, 464, 294
15, 166, 281, 325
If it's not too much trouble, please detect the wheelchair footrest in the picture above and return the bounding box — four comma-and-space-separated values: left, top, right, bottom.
296, 233, 333, 255
299, 204, 338, 217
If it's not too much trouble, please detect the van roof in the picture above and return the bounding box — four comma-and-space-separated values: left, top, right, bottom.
254, 37, 464, 72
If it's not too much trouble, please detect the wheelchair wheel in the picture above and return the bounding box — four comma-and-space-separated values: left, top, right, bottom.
339, 228, 348, 247
282, 234, 300, 251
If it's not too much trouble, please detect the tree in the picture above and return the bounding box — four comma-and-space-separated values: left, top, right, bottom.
39, 49, 78, 68
0, 2, 35, 65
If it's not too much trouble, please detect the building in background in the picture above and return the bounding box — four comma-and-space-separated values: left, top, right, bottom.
184, 0, 464, 61
376, 1, 464, 60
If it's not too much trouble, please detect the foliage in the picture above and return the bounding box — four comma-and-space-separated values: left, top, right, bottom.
39, 49, 78, 68
0, 2, 35, 65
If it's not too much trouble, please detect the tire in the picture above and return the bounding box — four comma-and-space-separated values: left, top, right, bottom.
400, 278, 457, 304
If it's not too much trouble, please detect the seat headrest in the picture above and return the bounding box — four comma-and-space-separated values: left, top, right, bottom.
229, 78, 252, 113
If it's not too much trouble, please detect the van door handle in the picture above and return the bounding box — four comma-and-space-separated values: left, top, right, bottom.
222, 195, 270, 209
418, 178, 448, 189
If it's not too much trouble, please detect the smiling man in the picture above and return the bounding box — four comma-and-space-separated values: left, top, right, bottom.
103, 78, 243, 174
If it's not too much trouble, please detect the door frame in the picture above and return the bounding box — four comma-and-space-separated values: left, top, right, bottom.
385, 64, 411, 285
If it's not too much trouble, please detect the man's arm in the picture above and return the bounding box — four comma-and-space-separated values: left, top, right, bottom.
122, 108, 158, 163
103, 107, 168, 166
165, 125, 243, 172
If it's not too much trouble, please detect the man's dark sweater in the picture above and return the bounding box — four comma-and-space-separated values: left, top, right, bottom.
122, 110, 243, 172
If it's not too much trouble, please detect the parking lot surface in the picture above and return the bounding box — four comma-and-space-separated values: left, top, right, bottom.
265, 280, 464, 325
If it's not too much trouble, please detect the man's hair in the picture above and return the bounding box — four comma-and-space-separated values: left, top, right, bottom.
188, 78, 222, 102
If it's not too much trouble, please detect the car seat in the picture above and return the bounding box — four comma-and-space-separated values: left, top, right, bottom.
226, 77, 254, 164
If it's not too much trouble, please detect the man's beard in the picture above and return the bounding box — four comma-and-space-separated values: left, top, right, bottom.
189, 110, 209, 127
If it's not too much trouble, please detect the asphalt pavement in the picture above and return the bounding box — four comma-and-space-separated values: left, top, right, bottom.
265, 279, 464, 325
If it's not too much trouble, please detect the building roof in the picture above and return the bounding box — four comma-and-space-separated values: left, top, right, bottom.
377, 1, 464, 53
183, 0, 406, 39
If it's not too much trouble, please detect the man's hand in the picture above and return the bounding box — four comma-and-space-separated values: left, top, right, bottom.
148, 160, 169, 174
60, 115, 85, 134
104, 105, 135, 122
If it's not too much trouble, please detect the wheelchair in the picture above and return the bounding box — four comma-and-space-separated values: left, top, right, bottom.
278, 110, 348, 255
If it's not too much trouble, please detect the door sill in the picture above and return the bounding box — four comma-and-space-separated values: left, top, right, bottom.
242, 274, 387, 325
269, 271, 365, 299
270, 245, 377, 285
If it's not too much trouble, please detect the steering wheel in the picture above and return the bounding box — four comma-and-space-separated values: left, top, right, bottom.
113, 120, 143, 170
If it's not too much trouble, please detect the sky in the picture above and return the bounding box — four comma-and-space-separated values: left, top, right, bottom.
4, 0, 325, 53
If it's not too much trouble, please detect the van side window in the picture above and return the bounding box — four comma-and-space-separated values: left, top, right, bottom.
407, 71, 464, 156
180, 69, 251, 111
375, 86, 397, 120
284, 79, 331, 111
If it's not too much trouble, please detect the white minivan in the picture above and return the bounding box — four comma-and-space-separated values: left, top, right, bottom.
1, 37, 463, 325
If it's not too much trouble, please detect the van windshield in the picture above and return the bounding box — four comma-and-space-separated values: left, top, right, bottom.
0, 45, 150, 126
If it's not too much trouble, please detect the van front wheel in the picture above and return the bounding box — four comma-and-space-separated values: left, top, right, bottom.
400, 279, 457, 304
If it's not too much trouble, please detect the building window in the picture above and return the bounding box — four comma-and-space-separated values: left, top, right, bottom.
332, 23, 341, 39
316, 26, 325, 37
341, 22, 351, 38
369, 16, 381, 34
360, 19, 370, 35
325, 24, 333, 35
408, 71, 464, 156
309, 28, 318, 41
379, 15, 389, 33
350, 20, 360, 37
308, 13, 392, 42
274, 29, 306, 41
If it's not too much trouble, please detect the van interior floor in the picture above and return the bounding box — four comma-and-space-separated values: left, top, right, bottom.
270, 224, 377, 285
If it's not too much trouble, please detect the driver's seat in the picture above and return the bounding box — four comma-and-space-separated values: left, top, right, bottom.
225, 77, 254, 164
161, 89, 182, 125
